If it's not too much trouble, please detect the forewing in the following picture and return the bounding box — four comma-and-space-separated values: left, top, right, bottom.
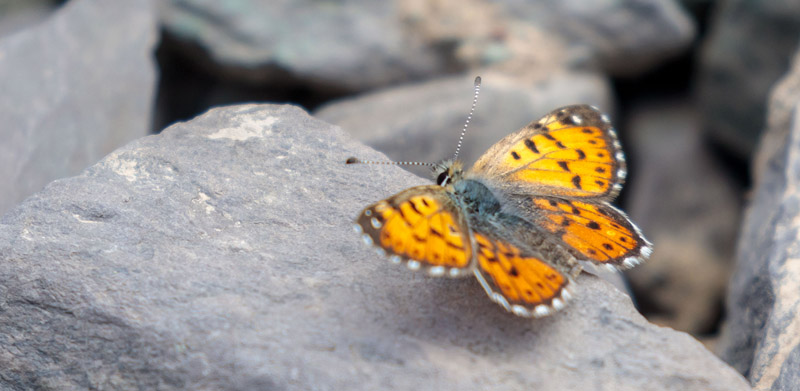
472, 105, 626, 200
355, 185, 474, 277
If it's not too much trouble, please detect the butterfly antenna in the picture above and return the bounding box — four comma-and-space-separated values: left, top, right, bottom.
345, 157, 435, 168
452, 76, 481, 161
346, 76, 481, 168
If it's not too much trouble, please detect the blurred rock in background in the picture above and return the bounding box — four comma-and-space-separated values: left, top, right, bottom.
0, 0, 157, 216
0, 0, 60, 38
695, 0, 800, 159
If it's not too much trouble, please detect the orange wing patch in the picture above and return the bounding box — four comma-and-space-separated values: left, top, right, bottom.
530, 197, 652, 270
355, 186, 473, 277
475, 105, 625, 199
472, 233, 571, 317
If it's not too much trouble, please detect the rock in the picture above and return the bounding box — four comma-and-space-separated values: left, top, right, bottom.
157, 0, 693, 92
716, 48, 800, 390
493, 0, 695, 76
158, 0, 447, 91
0, 0, 158, 217
623, 100, 741, 337
0, 104, 751, 390
695, 0, 800, 158
316, 72, 612, 178
0, 0, 57, 38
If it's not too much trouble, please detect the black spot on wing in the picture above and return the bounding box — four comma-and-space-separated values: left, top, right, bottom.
571, 175, 582, 190
524, 139, 539, 154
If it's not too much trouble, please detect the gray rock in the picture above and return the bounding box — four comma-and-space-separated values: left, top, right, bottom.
158, 0, 693, 91
316, 73, 612, 178
624, 100, 741, 337
158, 0, 446, 90
695, 0, 800, 158
0, 0, 58, 38
496, 0, 696, 76
0, 0, 158, 217
716, 48, 800, 390
0, 104, 751, 390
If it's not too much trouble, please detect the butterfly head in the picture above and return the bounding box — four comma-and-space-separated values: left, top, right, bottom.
433, 160, 464, 187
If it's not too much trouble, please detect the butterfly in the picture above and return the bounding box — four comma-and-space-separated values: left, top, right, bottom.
348, 77, 651, 318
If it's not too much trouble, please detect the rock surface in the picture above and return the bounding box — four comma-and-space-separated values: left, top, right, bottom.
0, 104, 751, 390
716, 49, 800, 391
0, 0, 158, 217
158, 0, 693, 91
0, 0, 57, 38
695, 0, 800, 158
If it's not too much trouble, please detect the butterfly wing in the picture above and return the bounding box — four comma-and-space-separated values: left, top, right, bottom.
354, 185, 475, 277
471, 105, 625, 200
470, 229, 572, 318
512, 195, 652, 270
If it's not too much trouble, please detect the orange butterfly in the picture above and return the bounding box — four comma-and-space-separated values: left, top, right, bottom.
349, 77, 651, 318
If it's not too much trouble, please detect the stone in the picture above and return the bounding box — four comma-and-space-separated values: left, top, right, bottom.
492, 0, 695, 76
157, 0, 693, 92
623, 100, 741, 338
0, 104, 751, 390
0, 0, 57, 38
716, 48, 800, 390
695, 0, 800, 158
158, 0, 446, 91
0, 0, 158, 217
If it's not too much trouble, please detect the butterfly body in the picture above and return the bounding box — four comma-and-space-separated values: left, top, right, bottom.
353, 104, 652, 318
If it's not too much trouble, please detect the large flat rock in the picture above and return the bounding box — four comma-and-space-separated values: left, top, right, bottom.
0, 104, 750, 390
